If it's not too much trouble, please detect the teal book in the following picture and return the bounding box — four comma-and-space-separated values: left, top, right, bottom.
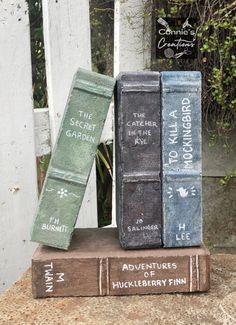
161, 71, 202, 247
31, 68, 115, 250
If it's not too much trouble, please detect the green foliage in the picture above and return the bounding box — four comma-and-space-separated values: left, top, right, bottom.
90, 0, 114, 76
153, 0, 236, 184
96, 143, 113, 226
154, 0, 236, 145
220, 171, 236, 186
37, 155, 51, 192
27, 0, 47, 108
90, 0, 114, 224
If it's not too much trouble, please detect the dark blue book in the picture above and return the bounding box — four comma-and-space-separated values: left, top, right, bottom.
115, 72, 162, 249
161, 71, 202, 247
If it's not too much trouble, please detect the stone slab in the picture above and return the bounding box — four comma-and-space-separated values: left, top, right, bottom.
0, 254, 235, 325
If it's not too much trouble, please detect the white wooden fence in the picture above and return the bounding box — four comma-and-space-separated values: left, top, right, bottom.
0, 0, 152, 293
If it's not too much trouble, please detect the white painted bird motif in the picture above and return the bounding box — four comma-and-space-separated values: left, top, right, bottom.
176, 187, 189, 198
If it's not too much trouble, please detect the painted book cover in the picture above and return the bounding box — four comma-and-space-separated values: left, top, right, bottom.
32, 228, 210, 298
31, 68, 115, 249
115, 72, 162, 249
161, 71, 202, 247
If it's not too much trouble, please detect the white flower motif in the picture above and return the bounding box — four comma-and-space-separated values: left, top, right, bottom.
57, 188, 68, 199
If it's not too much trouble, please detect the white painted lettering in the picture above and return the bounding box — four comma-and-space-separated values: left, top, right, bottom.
169, 110, 178, 119
127, 224, 159, 232
42, 223, 68, 233
78, 110, 93, 120
65, 129, 95, 143
169, 151, 178, 164
56, 273, 65, 283
178, 223, 186, 231
134, 137, 148, 145
44, 262, 54, 293
121, 262, 178, 272
176, 232, 191, 241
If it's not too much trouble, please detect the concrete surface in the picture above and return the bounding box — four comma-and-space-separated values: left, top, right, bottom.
203, 178, 236, 249
202, 129, 236, 177
0, 254, 235, 325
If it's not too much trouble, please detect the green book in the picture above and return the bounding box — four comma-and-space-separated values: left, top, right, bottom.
31, 68, 115, 250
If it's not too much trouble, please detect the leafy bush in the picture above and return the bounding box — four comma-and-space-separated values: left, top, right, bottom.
154, 0, 236, 147
90, 0, 114, 76
27, 0, 47, 108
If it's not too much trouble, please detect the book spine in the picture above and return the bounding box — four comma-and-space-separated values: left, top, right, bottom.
161, 71, 202, 247
32, 253, 210, 297
115, 72, 162, 249
31, 69, 115, 250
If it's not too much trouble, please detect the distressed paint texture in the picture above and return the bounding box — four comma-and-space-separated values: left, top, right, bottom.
161, 71, 202, 247
34, 108, 51, 157
114, 0, 152, 76
42, 0, 98, 228
115, 72, 162, 249
112, 0, 153, 227
1, 254, 235, 324
0, 0, 38, 293
32, 228, 210, 297
31, 69, 115, 250
34, 104, 113, 158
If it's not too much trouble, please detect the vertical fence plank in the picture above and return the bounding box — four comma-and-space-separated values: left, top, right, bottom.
34, 108, 51, 157
112, 0, 153, 226
114, 0, 152, 76
42, 0, 97, 228
0, 0, 38, 292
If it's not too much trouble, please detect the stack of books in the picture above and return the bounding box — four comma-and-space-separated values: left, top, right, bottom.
31, 69, 210, 298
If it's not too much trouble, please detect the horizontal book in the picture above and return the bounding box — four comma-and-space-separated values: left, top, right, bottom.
31, 68, 115, 250
115, 72, 162, 249
32, 228, 210, 298
161, 71, 202, 247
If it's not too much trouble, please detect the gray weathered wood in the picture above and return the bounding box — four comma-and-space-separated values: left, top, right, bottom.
0, 0, 38, 293
34, 108, 51, 157
114, 0, 152, 76
100, 103, 113, 144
